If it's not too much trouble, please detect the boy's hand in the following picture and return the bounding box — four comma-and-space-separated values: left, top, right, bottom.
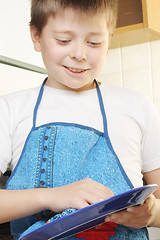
105, 194, 157, 228
45, 178, 114, 213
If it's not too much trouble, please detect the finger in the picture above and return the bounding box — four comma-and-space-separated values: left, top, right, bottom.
93, 188, 114, 201
105, 207, 151, 229
79, 179, 114, 201
105, 210, 138, 227
70, 189, 112, 210
127, 195, 154, 214
105, 210, 130, 223
80, 191, 108, 206
73, 199, 90, 209
82, 178, 114, 198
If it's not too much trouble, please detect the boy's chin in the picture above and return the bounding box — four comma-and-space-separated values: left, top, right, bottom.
46, 78, 95, 91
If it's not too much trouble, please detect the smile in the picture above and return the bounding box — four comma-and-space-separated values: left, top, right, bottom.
64, 66, 88, 74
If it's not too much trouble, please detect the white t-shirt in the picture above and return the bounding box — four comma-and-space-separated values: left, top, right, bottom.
0, 83, 160, 188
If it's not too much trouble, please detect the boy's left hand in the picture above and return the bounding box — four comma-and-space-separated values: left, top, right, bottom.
105, 194, 157, 228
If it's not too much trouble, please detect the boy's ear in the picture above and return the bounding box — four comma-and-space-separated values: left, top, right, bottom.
30, 26, 41, 52
106, 49, 109, 56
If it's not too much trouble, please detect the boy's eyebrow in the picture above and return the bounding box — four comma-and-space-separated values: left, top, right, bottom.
53, 30, 74, 34
53, 30, 105, 36
88, 31, 106, 36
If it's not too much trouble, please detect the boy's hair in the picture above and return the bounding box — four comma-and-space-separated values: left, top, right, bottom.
30, 0, 118, 36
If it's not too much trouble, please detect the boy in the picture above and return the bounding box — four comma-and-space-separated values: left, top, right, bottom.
0, 0, 160, 239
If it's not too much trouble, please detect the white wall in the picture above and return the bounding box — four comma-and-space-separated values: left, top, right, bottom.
0, 63, 45, 95
98, 40, 160, 113
0, 0, 44, 67
0, 0, 46, 93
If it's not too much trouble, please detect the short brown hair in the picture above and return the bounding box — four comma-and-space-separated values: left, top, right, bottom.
30, 0, 118, 36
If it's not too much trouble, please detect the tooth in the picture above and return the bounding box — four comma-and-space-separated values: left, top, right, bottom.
68, 67, 84, 73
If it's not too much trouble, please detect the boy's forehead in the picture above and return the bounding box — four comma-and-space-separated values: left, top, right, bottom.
59, 7, 106, 20
48, 8, 107, 30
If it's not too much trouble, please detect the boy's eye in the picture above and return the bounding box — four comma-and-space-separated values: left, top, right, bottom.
56, 39, 71, 45
88, 42, 102, 47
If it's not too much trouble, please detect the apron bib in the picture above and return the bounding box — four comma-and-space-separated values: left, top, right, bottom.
6, 79, 149, 240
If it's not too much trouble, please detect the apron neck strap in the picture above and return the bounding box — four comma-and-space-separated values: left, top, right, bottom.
33, 78, 47, 128
33, 78, 108, 138
94, 80, 108, 139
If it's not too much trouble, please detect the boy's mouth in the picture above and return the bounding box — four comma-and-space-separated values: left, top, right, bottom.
63, 66, 88, 74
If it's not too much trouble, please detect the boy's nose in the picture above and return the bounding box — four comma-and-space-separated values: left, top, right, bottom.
70, 43, 87, 61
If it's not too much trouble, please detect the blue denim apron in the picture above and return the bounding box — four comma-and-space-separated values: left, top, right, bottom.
6, 79, 149, 240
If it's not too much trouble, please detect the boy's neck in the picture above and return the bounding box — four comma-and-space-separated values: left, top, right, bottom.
45, 79, 98, 92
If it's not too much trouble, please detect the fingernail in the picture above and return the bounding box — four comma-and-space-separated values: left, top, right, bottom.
105, 216, 110, 222
127, 207, 133, 212
99, 198, 104, 202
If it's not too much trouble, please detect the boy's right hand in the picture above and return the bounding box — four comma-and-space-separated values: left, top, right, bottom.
0, 178, 113, 224
43, 178, 114, 213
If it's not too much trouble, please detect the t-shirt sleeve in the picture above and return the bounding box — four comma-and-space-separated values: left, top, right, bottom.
0, 97, 12, 174
141, 97, 160, 172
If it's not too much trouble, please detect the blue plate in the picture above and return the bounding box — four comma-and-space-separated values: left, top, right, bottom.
21, 184, 157, 240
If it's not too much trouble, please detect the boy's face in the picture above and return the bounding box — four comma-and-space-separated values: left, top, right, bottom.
31, 9, 109, 91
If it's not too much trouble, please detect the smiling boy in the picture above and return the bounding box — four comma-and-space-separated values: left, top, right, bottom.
31, 7, 110, 91
0, 1, 160, 240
